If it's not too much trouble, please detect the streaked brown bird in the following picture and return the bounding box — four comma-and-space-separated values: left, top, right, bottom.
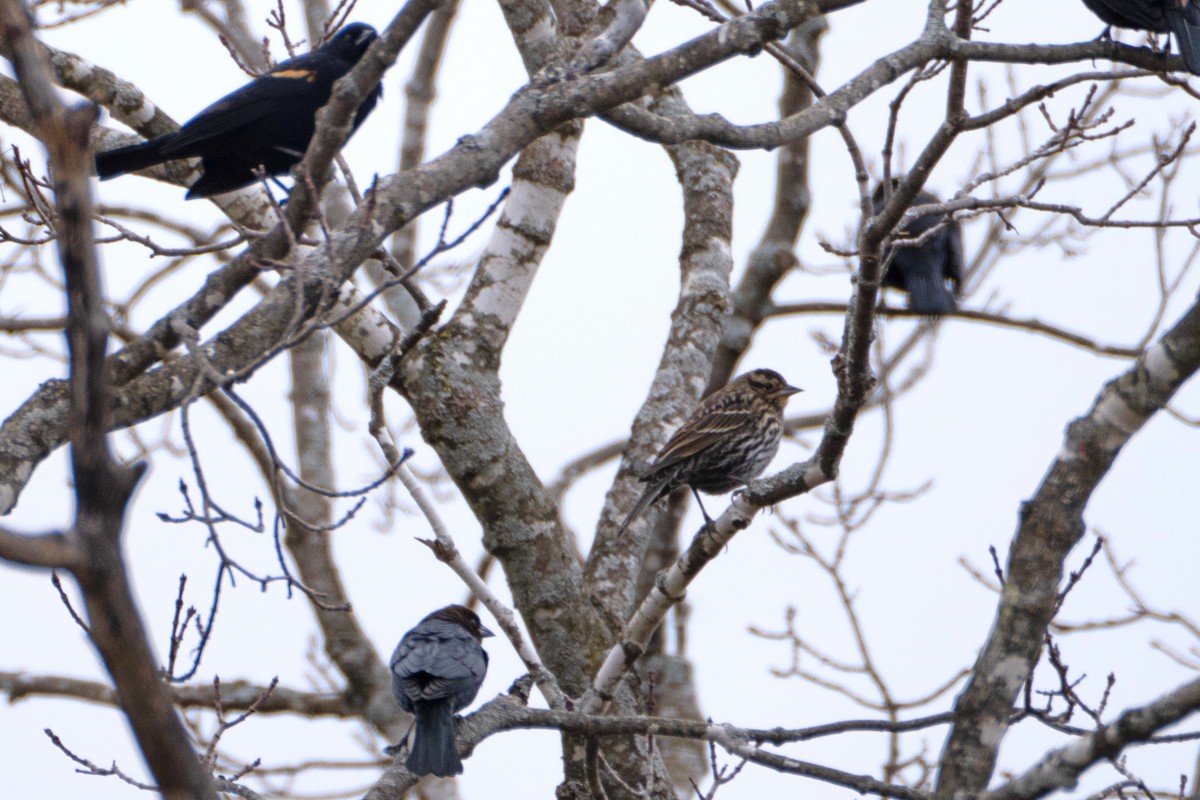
618, 369, 802, 534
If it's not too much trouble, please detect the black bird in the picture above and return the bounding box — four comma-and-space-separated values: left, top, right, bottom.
618, 369, 802, 535
390, 605, 493, 778
872, 181, 964, 316
1080, 0, 1200, 75
95, 22, 381, 199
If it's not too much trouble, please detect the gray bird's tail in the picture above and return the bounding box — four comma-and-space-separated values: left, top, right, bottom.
1166, 2, 1200, 75
407, 702, 462, 777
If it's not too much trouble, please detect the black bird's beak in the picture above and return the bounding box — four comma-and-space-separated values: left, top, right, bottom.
778, 385, 803, 398
481, 625, 496, 638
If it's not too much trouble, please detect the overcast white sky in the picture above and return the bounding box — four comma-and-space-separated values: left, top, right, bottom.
2, 1, 1199, 798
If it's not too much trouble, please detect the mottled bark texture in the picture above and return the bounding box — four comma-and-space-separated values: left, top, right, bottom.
934, 299, 1200, 800
709, 17, 827, 391
400, 127, 601, 700
985, 677, 1200, 800
0, 0, 822, 515
5, 2, 1200, 798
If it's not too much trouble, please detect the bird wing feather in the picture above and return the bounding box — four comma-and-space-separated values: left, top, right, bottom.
1082, 0, 1168, 30
391, 632, 486, 704
162, 83, 324, 155
649, 407, 755, 470
160, 53, 329, 155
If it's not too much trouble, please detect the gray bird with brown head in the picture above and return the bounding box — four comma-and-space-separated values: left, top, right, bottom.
390, 605, 493, 777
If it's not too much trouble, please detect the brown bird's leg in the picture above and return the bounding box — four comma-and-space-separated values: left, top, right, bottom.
690, 487, 714, 525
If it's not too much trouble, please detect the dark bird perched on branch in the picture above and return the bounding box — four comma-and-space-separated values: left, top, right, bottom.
390, 605, 493, 777
1080, 0, 1200, 74
872, 181, 964, 316
618, 369, 802, 535
95, 22, 381, 199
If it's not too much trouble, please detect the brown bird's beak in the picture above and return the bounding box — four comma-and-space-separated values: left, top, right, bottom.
777, 385, 803, 398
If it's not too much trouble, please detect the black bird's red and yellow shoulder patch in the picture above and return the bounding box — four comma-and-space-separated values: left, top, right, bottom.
270, 68, 318, 82
93, 21, 381, 199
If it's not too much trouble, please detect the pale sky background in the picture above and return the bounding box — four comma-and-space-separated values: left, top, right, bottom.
2, 0, 1199, 798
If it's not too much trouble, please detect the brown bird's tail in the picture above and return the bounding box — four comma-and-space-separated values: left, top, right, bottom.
617, 480, 667, 535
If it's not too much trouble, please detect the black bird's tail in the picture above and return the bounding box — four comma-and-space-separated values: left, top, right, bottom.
1166, 2, 1200, 75
905, 272, 957, 316
407, 701, 462, 777
95, 136, 171, 180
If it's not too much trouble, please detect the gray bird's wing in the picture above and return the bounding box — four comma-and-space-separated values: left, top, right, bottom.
391, 622, 487, 710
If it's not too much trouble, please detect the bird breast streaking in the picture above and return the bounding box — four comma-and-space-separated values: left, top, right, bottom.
390, 605, 493, 778
94, 22, 381, 199
1081, 0, 1200, 75
618, 369, 802, 535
